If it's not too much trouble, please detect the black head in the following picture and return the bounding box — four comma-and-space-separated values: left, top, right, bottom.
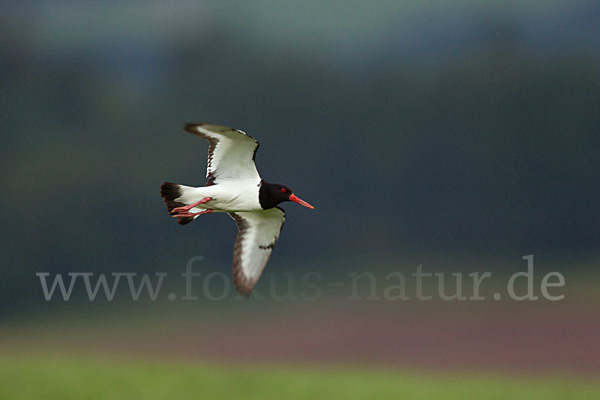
259, 180, 314, 210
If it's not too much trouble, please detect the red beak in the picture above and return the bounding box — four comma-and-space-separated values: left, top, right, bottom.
289, 194, 315, 209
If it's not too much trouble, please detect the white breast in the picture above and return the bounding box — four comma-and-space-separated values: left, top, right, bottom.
190, 179, 262, 212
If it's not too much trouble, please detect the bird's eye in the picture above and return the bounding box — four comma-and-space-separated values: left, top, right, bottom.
280, 188, 286, 193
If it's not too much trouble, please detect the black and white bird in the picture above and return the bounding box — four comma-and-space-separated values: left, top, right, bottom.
160, 123, 314, 296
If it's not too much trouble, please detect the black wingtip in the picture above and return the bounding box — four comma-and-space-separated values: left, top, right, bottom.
184, 123, 200, 133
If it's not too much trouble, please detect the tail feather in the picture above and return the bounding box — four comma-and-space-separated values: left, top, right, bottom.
160, 182, 195, 225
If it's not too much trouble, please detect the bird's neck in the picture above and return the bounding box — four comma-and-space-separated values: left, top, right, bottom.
258, 180, 280, 210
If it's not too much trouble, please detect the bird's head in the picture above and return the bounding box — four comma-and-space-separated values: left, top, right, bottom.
259, 181, 315, 210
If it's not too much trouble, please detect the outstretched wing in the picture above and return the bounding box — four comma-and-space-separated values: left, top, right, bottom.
184, 123, 261, 185
228, 208, 286, 296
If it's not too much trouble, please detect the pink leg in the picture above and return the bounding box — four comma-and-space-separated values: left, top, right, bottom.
171, 197, 212, 214
171, 209, 213, 219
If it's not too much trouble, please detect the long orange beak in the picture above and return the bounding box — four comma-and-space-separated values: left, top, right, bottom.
289, 194, 315, 209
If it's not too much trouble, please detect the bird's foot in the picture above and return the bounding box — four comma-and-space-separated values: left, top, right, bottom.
171, 209, 213, 219
170, 197, 212, 214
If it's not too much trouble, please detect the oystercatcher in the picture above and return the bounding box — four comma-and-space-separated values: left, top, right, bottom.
160, 123, 314, 296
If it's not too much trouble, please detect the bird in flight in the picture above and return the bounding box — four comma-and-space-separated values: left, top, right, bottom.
160, 123, 314, 296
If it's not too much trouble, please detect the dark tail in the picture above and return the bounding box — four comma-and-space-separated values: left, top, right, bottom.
160, 182, 195, 225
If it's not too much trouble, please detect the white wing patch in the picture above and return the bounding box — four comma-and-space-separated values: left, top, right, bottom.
184, 123, 260, 185
229, 208, 285, 296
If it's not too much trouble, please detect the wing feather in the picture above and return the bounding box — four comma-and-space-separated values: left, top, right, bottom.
184, 123, 260, 185
229, 208, 285, 296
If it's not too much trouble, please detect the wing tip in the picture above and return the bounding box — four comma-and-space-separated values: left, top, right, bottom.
233, 267, 256, 298
234, 279, 253, 298
184, 123, 203, 133
183, 122, 258, 143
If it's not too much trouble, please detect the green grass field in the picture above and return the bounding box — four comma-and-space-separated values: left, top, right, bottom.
0, 356, 598, 400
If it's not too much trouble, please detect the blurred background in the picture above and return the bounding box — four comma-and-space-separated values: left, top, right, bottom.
1, 0, 599, 398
